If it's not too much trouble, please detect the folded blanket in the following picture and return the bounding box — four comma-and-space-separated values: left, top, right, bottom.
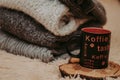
0, 0, 89, 36
0, 0, 106, 62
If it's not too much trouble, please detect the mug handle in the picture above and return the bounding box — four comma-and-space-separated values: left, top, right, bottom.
66, 35, 82, 58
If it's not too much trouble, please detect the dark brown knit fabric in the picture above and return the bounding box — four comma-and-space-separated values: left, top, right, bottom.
59, 0, 106, 27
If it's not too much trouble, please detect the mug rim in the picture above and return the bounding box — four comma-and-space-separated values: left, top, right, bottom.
81, 27, 111, 34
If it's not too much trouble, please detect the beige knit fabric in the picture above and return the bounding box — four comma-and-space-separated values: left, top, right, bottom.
0, 0, 88, 36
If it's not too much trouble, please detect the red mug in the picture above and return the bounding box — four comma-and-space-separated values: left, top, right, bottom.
67, 27, 111, 69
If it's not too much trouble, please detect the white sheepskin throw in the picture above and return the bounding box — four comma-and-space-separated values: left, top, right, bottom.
0, 0, 88, 36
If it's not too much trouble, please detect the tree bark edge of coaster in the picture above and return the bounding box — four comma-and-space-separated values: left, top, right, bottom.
59, 61, 120, 80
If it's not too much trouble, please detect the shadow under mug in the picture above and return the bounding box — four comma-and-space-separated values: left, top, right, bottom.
67, 27, 111, 69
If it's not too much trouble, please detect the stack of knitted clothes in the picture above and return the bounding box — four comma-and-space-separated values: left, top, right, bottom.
0, 0, 106, 62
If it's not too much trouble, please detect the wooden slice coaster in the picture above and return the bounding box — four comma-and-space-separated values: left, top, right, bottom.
59, 58, 120, 79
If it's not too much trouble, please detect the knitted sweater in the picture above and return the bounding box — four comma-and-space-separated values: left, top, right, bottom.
0, 0, 106, 62
0, 0, 88, 36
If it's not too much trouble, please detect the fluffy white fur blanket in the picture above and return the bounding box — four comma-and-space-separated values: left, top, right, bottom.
0, 0, 120, 80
